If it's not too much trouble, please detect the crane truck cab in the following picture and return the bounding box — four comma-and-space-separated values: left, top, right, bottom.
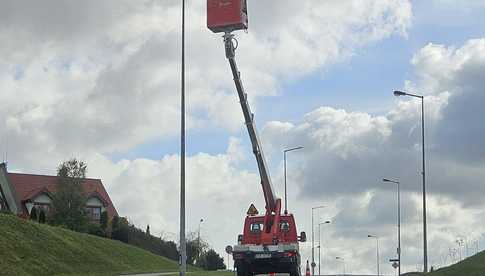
232, 204, 306, 276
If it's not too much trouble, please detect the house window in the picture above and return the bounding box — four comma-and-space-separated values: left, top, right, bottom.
86, 206, 101, 222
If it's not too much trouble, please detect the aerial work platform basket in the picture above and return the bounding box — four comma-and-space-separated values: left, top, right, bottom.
207, 0, 248, 33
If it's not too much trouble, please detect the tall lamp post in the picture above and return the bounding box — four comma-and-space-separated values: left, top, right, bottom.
368, 235, 380, 276
335, 257, 346, 276
197, 218, 204, 262
393, 90, 427, 272
311, 205, 326, 275
318, 221, 331, 275
180, 0, 187, 275
383, 178, 401, 276
283, 146, 304, 215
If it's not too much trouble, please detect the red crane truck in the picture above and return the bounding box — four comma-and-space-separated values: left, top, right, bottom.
207, 1, 307, 275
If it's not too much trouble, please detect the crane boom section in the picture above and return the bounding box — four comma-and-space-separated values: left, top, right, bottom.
223, 33, 277, 212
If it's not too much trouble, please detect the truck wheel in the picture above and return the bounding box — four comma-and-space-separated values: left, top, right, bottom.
290, 266, 301, 276
237, 265, 251, 276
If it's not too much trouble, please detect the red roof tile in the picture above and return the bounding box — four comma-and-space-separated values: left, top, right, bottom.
7, 173, 118, 219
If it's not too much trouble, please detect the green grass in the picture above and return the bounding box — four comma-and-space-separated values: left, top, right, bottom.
402, 250, 485, 276
0, 213, 187, 276
427, 250, 485, 276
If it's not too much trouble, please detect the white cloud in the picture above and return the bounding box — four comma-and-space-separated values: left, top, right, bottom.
0, 0, 412, 163
83, 137, 263, 267
10, 1, 485, 274
257, 37, 485, 273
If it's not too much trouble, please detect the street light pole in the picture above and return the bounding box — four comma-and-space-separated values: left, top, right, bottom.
198, 218, 204, 262
383, 178, 401, 276
394, 90, 427, 272
180, 0, 187, 275
368, 235, 380, 276
311, 205, 325, 275
318, 221, 331, 275
336, 257, 345, 276
283, 146, 304, 215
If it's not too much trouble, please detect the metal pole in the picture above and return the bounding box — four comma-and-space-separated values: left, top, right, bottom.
312, 208, 315, 276
284, 150, 287, 215
383, 178, 402, 275
318, 224, 321, 275
368, 235, 379, 276
198, 219, 203, 263
393, 90, 427, 272
398, 181, 401, 276
283, 146, 303, 215
197, 226, 200, 262
377, 237, 380, 276
336, 257, 345, 276
421, 96, 428, 273
311, 206, 325, 275
179, 0, 186, 274
318, 221, 330, 275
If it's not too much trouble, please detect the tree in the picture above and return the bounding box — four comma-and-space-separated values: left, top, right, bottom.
30, 207, 38, 221
146, 224, 150, 236
112, 216, 129, 243
112, 215, 119, 230
199, 249, 226, 270
50, 159, 88, 232
185, 232, 209, 266
88, 223, 105, 237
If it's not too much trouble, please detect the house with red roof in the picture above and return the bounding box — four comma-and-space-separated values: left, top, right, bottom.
0, 163, 118, 223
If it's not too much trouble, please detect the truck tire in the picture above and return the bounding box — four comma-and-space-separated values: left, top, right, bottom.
237, 265, 251, 276
289, 265, 301, 276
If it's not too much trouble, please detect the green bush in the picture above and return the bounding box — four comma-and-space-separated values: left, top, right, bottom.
0, 208, 13, 215
126, 225, 179, 261
198, 249, 226, 270
112, 216, 129, 243
110, 216, 179, 261
87, 223, 105, 237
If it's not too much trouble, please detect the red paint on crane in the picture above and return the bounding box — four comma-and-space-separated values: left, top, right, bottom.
207, 0, 248, 33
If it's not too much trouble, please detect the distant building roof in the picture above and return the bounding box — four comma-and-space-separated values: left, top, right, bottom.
6, 172, 118, 219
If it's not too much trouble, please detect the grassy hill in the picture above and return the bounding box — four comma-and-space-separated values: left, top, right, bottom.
428, 250, 485, 276
0, 213, 182, 275
403, 250, 485, 276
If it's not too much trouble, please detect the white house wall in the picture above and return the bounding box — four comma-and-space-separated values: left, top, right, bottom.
86, 196, 103, 207
86, 196, 105, 212
33, 193, 52, 204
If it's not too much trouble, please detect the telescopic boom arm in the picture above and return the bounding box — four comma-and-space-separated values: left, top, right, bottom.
223, 33, 278, 213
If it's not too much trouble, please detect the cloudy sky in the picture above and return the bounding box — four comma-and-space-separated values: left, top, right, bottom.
2, 0, 485, 274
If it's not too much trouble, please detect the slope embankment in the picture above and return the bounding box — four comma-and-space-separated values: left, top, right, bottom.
429, 250, 485, 276
402, 250, 485, 276
0, 213, 179, 276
